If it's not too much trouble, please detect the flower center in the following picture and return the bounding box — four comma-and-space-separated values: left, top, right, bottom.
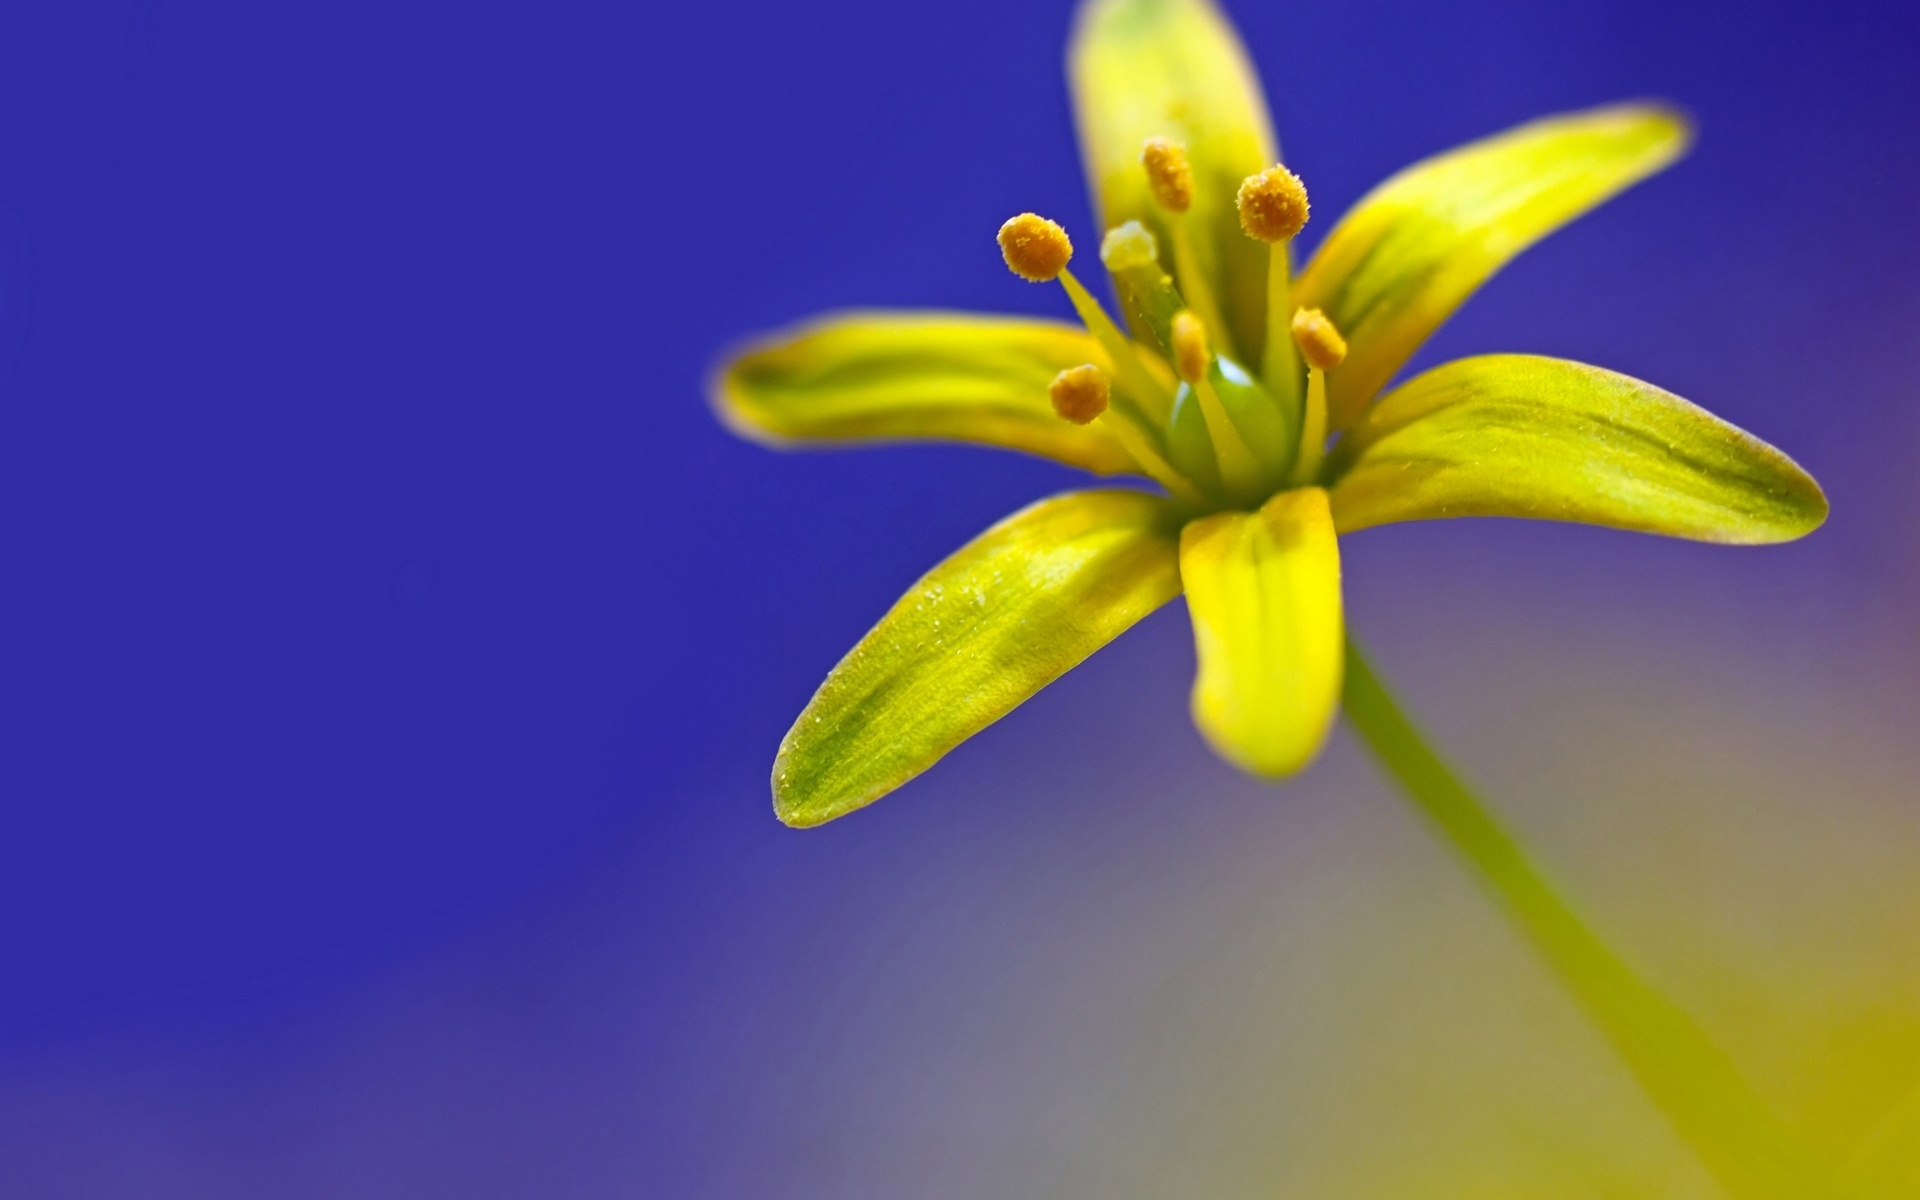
994, 141, 1349, 511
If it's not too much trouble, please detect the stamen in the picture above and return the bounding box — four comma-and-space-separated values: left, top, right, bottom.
1057, 268, 1173, 423
1102, 410, 1210, 509
1260, 247, 1301, 410
1048, 364, 1110, 424
1170, 310, 1210, 384
1288, 307, 1346, 485
991, 215, 1201, 508
1237, 165, 1311, 410
1140, 138, 1195, 214
1292, 371, 1330, 486
1290, 307, 1348, 371
1141, 140, 1235, 361
1171, 309, 1261, 498
1235, 166, 1310, 243
997, 213, 1073, 282
1050, 366, 1198, 504
996, 211, 1170, 417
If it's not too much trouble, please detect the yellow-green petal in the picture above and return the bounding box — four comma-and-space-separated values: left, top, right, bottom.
774, 489, 1184, 827
1069, 0, 1276, 361
1838, 1084, 1920, 1198
1180, 487, 1343, 779
1328, 354, 1828, 543
1297, 103, 1692, 427
715, 311, 1139, 475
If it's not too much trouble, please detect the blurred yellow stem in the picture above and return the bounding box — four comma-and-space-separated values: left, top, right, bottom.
1341, 637, 1833, 1200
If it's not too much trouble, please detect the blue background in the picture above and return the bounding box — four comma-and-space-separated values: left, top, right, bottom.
0, 0, 1917, 1195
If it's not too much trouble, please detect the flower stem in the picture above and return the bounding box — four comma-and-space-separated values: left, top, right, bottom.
1340, 636, 1830, 1200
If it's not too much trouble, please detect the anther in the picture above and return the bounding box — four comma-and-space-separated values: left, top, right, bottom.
1048, 364, 1111, 424
1145, 140, 1232, 359
997, 213, 1073, 282
1170, 310, 1210, 384
1288, 308, 1343, 486
1290, 307, 1348, 371
1099, 220, 1160, 273
1141, 139, 1195, 214
1237, 165, 1310, 242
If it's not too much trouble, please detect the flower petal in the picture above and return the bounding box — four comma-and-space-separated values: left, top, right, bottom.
1296, 103, 1692, 426
1328, 355, 1828, 543
774, 489, 1184, 827
1069, 0, 1277, 360
1180, 488, 1343, 779
715, 311, 1139, 475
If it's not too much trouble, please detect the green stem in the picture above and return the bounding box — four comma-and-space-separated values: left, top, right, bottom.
1341, 636, 1830, 1200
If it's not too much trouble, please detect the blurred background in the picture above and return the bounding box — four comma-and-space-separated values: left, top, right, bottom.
0, 0, 1915, 1195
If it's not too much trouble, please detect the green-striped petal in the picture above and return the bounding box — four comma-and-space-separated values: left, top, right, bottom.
1297, 103, 1692, 427
1069, 0, 1276, 361
774, 489, 1184, 827
1180, 487, 1343, 779
1328, 355, 1827, 543
715, 311, 1139, 475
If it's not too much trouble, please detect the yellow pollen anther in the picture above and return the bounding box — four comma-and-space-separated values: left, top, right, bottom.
1141, 138, 1195, 214
1237, 165, 1310, 242
1048, 364, 1110, 425
1099, 220, 1159, 272
1290, 306, 1348, 371
997, 213, 1073, 282
1170, 310, 1210, 383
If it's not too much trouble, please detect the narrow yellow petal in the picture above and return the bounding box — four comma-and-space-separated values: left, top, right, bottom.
1180, 488, 1343, 778
1069, 0, 1277, 361
715, 311, 1140, 475
1296, 103, 1692, 427
774, 489, 1184, 826
1328, 355, 1828, 544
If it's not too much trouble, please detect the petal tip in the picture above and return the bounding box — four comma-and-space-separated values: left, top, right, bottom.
1178, 490, 1343, 785
705, 337, 782, 446
1638, 99, 1698, 162
770, 752, 860, 829
1775, 467, 1830, 541
1727, 440, 1828, 544
770, 722, 884, 828
1805, 486, 1831, 531
771, 788, 831, 830
1572, 98, 1695, 151
1192, 704, 1331, 781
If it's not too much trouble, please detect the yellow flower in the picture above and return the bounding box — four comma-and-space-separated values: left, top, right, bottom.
713, 0, 1826, 828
